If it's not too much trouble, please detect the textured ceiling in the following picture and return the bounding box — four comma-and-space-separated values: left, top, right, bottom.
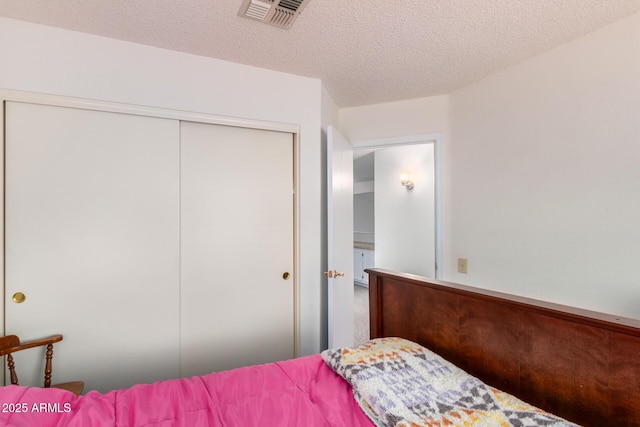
1, 0, 639, 107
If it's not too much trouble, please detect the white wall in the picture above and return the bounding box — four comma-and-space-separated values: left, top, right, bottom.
448, 12, 640, 319
339, 95, 450, 142
375, 145, 435, 277
0, 17, 324, 355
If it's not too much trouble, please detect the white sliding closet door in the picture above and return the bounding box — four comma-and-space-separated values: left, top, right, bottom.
4, 102, 180, 392
180, 121, 294, 377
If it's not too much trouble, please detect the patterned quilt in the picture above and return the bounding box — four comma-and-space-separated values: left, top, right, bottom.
321, 337, 580, 427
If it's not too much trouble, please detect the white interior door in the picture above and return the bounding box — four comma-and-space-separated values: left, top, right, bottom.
327, 126, 354, 348
180, 121, 295, 376
4, 102, 180, 392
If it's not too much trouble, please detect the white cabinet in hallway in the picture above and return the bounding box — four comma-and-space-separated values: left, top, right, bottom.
354, 247, 374, 286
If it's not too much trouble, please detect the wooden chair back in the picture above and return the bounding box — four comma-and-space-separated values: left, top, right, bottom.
0, 334, 83, 395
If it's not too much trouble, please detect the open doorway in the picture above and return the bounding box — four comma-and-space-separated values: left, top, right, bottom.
352, 139, 440, 345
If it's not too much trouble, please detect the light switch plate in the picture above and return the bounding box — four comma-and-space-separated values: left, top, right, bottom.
457, 258, 468, 274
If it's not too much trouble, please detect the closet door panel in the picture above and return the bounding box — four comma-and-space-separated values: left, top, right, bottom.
180, 121, 294, 377
5, 102, 180, 392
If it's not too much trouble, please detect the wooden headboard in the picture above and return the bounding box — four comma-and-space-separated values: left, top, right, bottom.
367, 268, 640, 426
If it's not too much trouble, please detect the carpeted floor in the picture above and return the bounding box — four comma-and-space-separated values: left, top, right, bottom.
354, 284, 370, 346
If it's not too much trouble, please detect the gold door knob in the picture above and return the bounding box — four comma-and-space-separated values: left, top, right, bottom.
334, 270, 345, 277
282, 272, 291, 280
323, 271, 333, 278
12, 292, 26, 304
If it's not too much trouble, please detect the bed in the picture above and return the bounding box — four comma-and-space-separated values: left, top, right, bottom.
1, 268, 638, 426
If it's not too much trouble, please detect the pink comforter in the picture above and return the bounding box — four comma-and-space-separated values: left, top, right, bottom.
0, 355, 374, 426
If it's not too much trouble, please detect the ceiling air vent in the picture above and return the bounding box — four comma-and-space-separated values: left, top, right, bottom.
239, 0, 311, 29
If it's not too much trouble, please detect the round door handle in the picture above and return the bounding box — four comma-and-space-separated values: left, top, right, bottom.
334, 271, 345, 277
12, 292, 26, 304
282, 272, 291, 280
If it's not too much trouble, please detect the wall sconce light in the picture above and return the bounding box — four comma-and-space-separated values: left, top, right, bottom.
400, 173, 414, 190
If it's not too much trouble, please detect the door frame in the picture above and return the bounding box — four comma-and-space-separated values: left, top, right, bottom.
352, 133, 444, 279
0, 89, 302, 363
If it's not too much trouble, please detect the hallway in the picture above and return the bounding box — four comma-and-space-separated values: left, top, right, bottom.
354, 284, 369, 345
